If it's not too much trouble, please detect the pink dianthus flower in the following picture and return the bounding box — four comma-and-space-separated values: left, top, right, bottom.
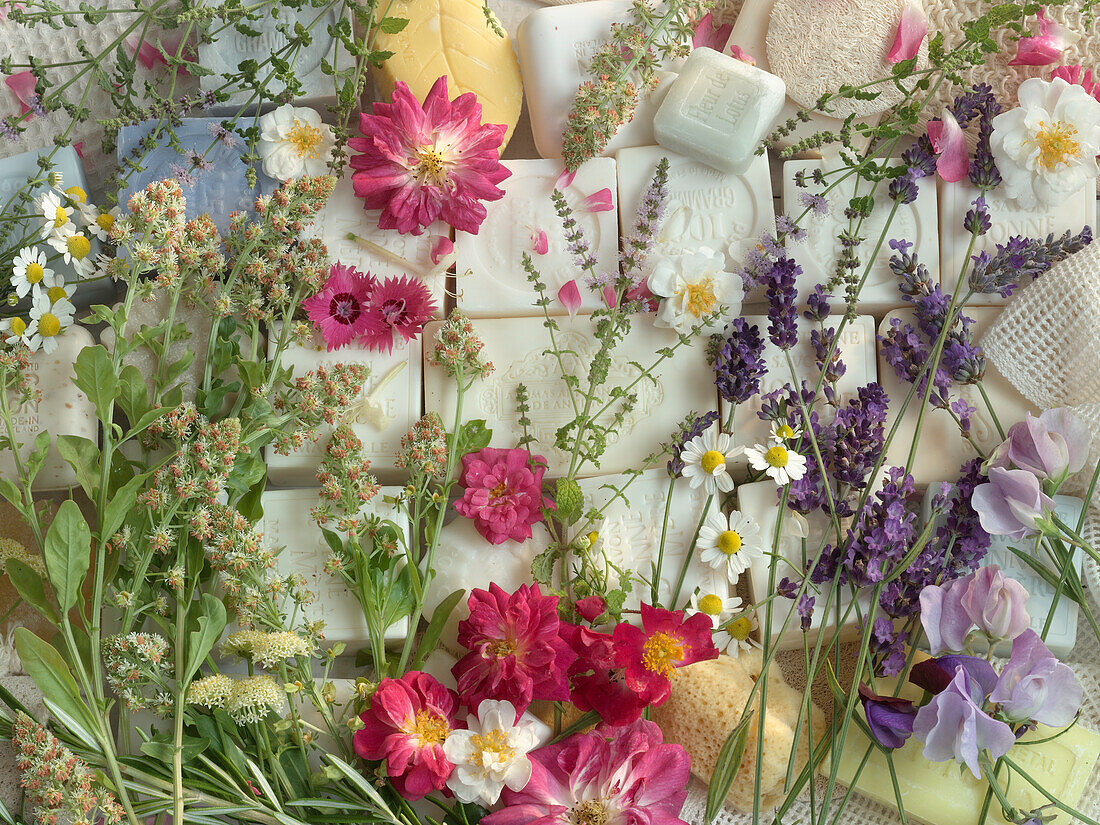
302, 263, 376, 351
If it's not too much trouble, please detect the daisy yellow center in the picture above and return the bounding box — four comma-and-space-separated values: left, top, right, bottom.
700, 449, 726, 475
679, 277, 718, 318
570, 801, 609, 825
718, 530, 742, 555
53, 206, 68, 228
8, 318, 26, 337
46, 286, 67, 303
1031, 120, 1081, 170
414, 146, 449, 186
699, 594, 724, 616
641, 631, 685, 678
468, 729, 515, 767
775, 424, 795, 440
96, 213, 115, 231
407, 708, 449, 746
64, 186, 86, 203
66, 235, 90, 260
764, 446, 789, 468
287, 119, 323, 160
729, 616, 752, 641
25, 262, 44, 284
38, 313, 61, 338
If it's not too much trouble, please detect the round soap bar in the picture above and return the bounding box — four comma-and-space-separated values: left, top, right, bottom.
370, 0, 523, 147
766, 0, 927, 118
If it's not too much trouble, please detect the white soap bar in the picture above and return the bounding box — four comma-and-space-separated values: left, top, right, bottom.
423, 314, 717, 477
308, 170, 449, 311
0, 326, 96, 492
516, 0, 674, 160
616, 147, 774, 280
455, 158, 618, 317
938, 179, 1096, 305
257, 488, 409, 646
877, 307, 1037, 485
423, 519, 551, 655
264, 327, 420, 485
654, 47, 785, 175
784, 159, 939, 312
718, 315, 877, 459
579, 469, 728, 614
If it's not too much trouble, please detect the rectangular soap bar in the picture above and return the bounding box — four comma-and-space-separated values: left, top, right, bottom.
263, 327, 421, 485
938, 179, 1096, 305
0, 326, 97, 492
423, 314, 717, 477
877, 307, 1036, 485
455, 157, 618, 317
831, 720, 1100, 825
516, 0, 675, 160
784, 158, 939, 312
257, 488, 409, 646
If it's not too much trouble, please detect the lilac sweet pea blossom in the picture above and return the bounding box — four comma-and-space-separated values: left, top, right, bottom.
991, 409, 1091, 482
971, 466, 1056, 540
990, 629, 1082, 727
919, 565, 1029, 654
919, 577, 973, 655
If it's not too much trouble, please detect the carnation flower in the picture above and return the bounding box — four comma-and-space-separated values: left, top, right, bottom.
353, 671, 460, 801
349, 75, 510, 235
453, 583, 576, 715
359, 274, 438, 353
302, 263, 376, 351
697, 508, 763, 582
648, 247, 742, 334
443, 699, 543, 806
679, 421, 743, 495
10, 246, 58, 299
258, 104, 335, 181
990, 76, 1100, 208
453, 447, 550, 544
612, 603, 719, 707
746, 442, 808, 486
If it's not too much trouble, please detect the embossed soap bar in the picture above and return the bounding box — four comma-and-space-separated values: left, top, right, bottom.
263, 327, 421, 485
0, 326, 96, 492
257, 488, 409, 646
371, 0, 523, 146
455, 158, 617, 317
654, 47, 785, 175
423, 314, 716, 477
784, 159, 939, 311
938, 179, 1096, 305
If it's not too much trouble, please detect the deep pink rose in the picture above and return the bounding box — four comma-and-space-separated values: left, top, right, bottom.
612, 603, 719, 707
453, 447, 550, 544
561, 622, 647, 726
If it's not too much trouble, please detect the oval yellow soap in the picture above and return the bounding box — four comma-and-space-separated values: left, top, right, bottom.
371, 0, 523, 147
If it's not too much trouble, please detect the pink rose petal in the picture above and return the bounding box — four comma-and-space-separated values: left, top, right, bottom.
73, 142, 84, 159
126, 34, 163, 71
727, 44, 757, 66
1010, 7, 1079, 67
583, 188, 614, 213
693, 12, 732, 52
532, 229, 549, 255
603, 285, 617, 308
429, 234, 453, 265
5, 71, 36, 115
887, 3, 927, 64
555, 168, 576, 190
1051, 64, 1100, 102
927, 109, 969, 182
558, 279, 581, 316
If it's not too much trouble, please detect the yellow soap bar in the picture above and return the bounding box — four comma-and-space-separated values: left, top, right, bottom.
830, 722, 1100, 825
370, 0, 523, 146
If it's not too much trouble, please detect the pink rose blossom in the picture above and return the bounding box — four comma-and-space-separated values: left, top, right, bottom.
1010, 7, 1079, 67
1051, 65, 1100, 102
927, 108, 969, 182
887, 3, 927, 64
561, 622, 647, 726
352, 671, 461, 801
453, 583, 576, 716
302, 263, 376, 351
454, 447, 550, 544
349, 75, 510, 236
574, 595, 606, 623
359, 274, 438, 353
612, 603, 719, 707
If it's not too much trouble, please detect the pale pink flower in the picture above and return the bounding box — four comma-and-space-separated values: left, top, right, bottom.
302, 263, 376, 351
557, 280, 581, 316
454, 447, 550, 545
888, 3, 928, 64
349, 75, 510, 236
927, 108, 969, 182
728, 44, 757, 65
5, 71, 36, 115
359, 274, 438, 353
532, 229, 548, 255
1010, 7, 1079, 67
582, 188, 614, 213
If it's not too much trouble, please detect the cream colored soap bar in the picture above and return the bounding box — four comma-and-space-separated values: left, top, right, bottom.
371, 0, 523, 146
832, 721, 1100, 825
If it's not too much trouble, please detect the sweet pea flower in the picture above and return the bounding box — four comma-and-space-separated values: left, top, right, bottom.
993, 408, 1091, 482
887, 3, 928, 64
1009, 7, 1079, 67
858, 685, 917, 749
961, 565, 1031, 645
927, 108, 969, 182
919, 577, 973, 655
971, 466, 1056, 541
990, 629, 1082, 727
5, 71, 36, 115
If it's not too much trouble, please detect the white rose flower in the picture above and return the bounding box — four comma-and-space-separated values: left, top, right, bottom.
648, 246, 743, 334
258, 104, 335, 181
443, 699, 543, 806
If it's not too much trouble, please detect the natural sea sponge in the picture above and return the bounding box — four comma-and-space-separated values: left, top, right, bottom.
652, 650, 825, 812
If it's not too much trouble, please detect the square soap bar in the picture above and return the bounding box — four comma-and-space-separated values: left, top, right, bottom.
654, 47, 785, 175
877, 307, 1036, 485
784, 159, 939, 312
423, 314, 716, 477
616, 147, 774, 279
579, 469, 727, 614
117, 118, 278, 236
257, 488, 409, 646
0, 326, 97, 492
264, 328, 420, 485
307, 170, 448, 310
516, 0, 674, 159
456, 158, 618, 317
938, 179, 1096, 305
197, 5, 351, 111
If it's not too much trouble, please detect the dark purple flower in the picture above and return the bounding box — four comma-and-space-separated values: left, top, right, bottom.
969, 228, 1092, 296
759, 256, 800, 350
901, 140, 938, 178
888, 171, 920, 204
797, 594, 815, 630
858, 684, 917, 749
714, 319, 766, 404
972, 466, 1056, 541
963, 196, 991, 237
990, 629, 1081, 727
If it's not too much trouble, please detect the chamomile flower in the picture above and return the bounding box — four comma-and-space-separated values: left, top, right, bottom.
769, 420, 802, 444
63, 185, 87, 205
38, 190, 73, 239
47, 225, 93, 277
688, 591, 744, 652
698, 509, 764, 581
83, 206, 119, 241
721, 610, 760, 657
746, 442, 808, 486
10, 247, 59, 299
26, 292, 73, 354
679, 421, 744, 494
1, 316, 29, 346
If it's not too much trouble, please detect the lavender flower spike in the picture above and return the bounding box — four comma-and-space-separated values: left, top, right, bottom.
990, 629, 1082, 728
971, 466, 1056, 541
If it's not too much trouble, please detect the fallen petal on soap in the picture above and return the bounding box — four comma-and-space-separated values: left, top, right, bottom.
558, 280, 582, 316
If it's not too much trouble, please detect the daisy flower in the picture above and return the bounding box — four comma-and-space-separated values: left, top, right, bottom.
301, 263, 376, 351
746, 442, 808, 486
26, 292, 73, 354
359, 274, 438, 353
83, 206, 119, 241
698, 509, 763, 581
47, 225, 94, 277
679, 421, 743, 494
257, 104, 336, 181
721, 609, 760, 657
688, 591, 744, 652
38, 190, 72, 239
769, 420, 801, 444
1, 316, 29, 347
63, 185, 87, 205
10, 247, 59, 299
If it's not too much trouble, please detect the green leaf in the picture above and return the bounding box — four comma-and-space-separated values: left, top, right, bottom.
5, 559, 59, 623
72, 345, 118, 424
185, 593, 227, 681
13, 628, 98, 736
55, 435, 100, 500
378, 16, 408, 33
453, 419, 492, 457
43, 500, 91, 612
139, 733, 209, 763
412, 589, 464, 669
100, 471, 146, 544
705, 711, 755, 823
116, 364, 149, 426
323, 756, 403, 824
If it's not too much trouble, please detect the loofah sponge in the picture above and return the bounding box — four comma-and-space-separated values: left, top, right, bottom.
652, 650, 825, 812
766, 0, 928, 118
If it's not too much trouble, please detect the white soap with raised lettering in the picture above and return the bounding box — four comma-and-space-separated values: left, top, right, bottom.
784, 159, 939, 311
264, 328, 420, 485
654, 47, 785, 175
938, 179, 1096, 305
877, 307, 1037, 485
616, 147, 774, 278
455, 158, 617, 317
0, 326, 96, 492
257, 488, 409, 646
516, 0, 674, 160
423, 314, 716, 477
